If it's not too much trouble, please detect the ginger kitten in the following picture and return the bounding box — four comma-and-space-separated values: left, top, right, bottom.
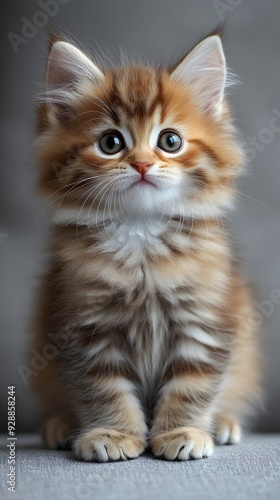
33, 33, 261, 461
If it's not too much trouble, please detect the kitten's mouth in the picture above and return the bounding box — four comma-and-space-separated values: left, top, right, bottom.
131, 178, 156, 188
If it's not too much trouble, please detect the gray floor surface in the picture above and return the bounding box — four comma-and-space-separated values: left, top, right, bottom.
0, 434, 280, 500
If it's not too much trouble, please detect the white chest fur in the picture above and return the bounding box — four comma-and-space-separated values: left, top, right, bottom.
54, 207, 173, 264
96, 217, 171, 264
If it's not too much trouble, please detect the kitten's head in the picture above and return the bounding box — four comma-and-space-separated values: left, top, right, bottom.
36, 34, 244, 223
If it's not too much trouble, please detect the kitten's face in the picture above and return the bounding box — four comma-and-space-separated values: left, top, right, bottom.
37, 36, 244, 222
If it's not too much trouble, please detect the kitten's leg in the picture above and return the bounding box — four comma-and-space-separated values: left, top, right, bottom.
73, 377, 147, 462
213, 340, 260, 446
42, 415, 75, 449
150, 372, 219, 461
214, 300, 261, 445
214, 415, 241, 445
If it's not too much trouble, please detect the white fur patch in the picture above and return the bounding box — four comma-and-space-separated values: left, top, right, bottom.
184, 325, 221, 348
100, 347, 126, 364
85, 339, 110, 359
178, 341, 211, 363
95, 217, 171, 264
160, 373, 214, 398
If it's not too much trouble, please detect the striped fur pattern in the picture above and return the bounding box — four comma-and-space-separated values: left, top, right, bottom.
33, 34, 261, 461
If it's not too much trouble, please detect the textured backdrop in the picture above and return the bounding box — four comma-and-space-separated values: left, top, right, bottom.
0, 0, 279, 432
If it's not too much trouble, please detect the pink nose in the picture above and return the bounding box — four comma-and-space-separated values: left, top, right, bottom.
130, 161, 153, 175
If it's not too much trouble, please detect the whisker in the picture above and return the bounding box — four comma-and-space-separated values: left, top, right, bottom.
228, 187, 270, 212
33, 176, 98, 224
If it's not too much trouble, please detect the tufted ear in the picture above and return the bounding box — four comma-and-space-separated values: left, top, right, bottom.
45, 40, 104, 119
171, 35, 227, 118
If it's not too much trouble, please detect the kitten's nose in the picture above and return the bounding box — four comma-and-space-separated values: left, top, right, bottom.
130, 161, 153, 175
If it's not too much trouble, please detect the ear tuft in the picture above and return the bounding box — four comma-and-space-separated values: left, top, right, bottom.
45, 41, 104, 119
171, 35, 227, 118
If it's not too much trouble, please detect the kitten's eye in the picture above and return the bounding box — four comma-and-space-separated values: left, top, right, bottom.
98, 131, 125, 155
157, 131, 182, 153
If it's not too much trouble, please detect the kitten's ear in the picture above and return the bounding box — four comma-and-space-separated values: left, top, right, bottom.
171, 35, 226, 118
46, 40, 104, 119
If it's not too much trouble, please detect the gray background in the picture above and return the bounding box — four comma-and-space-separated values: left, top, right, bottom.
0, 0, 279, 433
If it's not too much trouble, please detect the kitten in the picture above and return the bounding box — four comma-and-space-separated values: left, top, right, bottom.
33, 33, 261, 461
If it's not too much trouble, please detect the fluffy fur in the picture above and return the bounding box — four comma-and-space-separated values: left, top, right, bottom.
33, 33, 261, 462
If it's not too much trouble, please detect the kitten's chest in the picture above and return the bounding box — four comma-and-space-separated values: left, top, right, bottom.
96, 218, 174, 265
125, 293, 171, 399
74, 224, 225, 386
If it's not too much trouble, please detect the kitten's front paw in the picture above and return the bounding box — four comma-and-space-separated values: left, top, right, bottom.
151, 427, 214, 461
215, 416, 242, 445
73, 428, 146, 462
